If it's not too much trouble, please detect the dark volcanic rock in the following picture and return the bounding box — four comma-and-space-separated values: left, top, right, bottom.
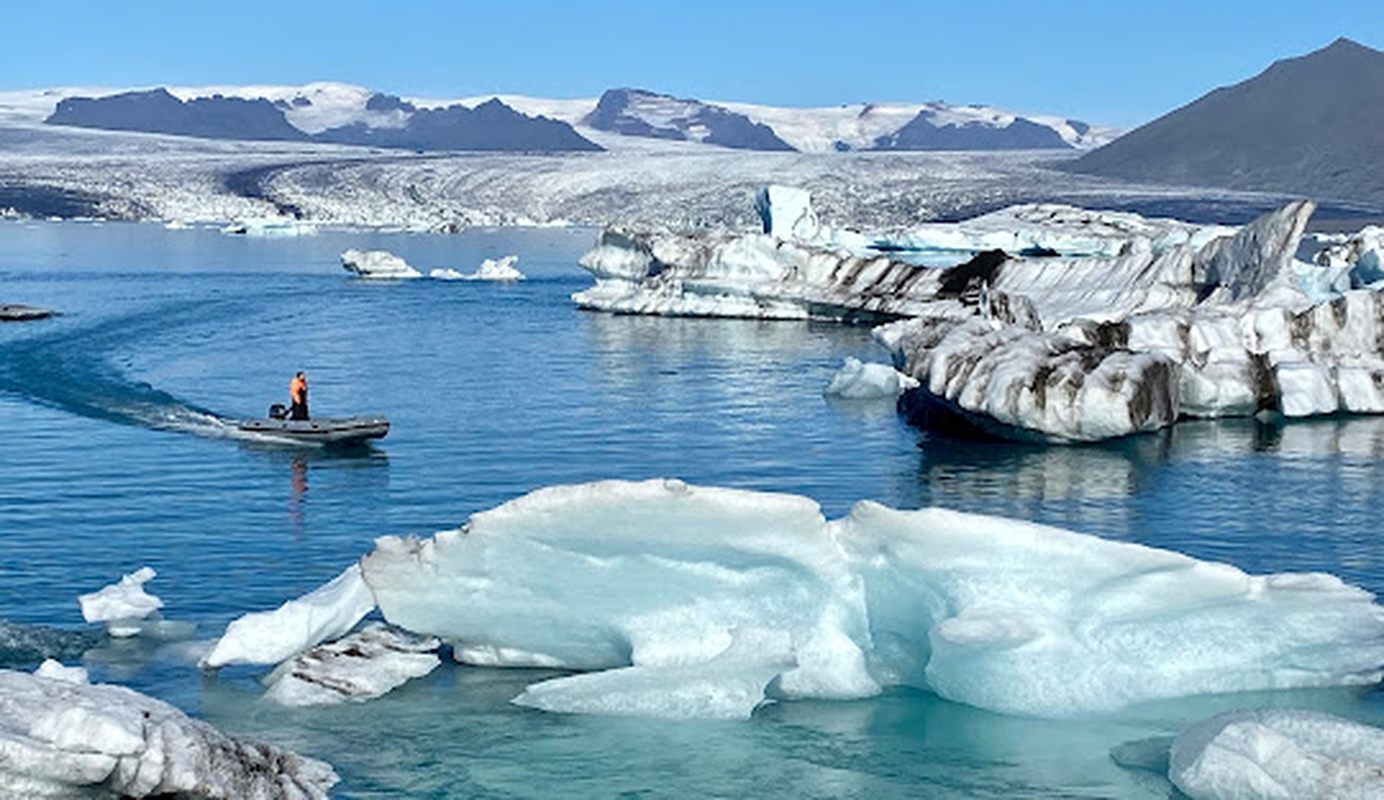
872, 111, 1071, 151
585, 88, 794, 151
315, 97, 601, 152
46, 88, 309, 141
1068, 38, 1384, 207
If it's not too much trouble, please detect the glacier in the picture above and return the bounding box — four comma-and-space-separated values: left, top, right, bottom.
0, 667, 337, 798
577, 188, 1384, 442
205, 480, 1384, 720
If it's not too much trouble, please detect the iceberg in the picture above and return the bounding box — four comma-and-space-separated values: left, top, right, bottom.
202, 564, 376, 668
0, 668, 337, 798
344, 480, 1384, 719
77, 567, 163, 637
429, 254, 524, 281
823, 357, 920, 399
340, 248, 422, 279
578, 188, 1384, 442
263, 622, 439, 707
1169, 709, 1384, 800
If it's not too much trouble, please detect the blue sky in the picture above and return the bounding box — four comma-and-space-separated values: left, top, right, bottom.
3, 1, 1381, 127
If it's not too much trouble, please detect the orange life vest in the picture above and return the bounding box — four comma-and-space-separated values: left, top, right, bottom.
290, 376, 306, 404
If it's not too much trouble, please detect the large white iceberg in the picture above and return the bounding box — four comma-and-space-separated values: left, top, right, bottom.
344, 480, 1384, 719
0, 668, 337, 798
1169, 709, 1384, 800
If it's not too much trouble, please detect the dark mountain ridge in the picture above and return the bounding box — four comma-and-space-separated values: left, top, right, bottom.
1068, 38, 1384, 207
46, 89, 602, 153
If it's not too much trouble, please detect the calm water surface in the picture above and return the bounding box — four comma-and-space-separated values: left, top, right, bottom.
1, 220, 1382, 798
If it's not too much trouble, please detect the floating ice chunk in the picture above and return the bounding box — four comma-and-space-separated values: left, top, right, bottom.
361, 479, 874, 699
202, 564, 377, 668
32, 660, 87, 685
78, 567, 163, 637
429, 255, 524, 281
0, 669, 338, 798
341, 248, 422, 278
836, 503, 1384, 716
351, 480, 1384, 720
824, 357, 920, 399
1169, 709, 1384, 800
222, 218, 316, 237
513, 627, 797, 719
263, 622, 439, 707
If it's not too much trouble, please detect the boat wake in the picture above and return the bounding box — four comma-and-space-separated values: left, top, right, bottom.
0, 303, 240, 440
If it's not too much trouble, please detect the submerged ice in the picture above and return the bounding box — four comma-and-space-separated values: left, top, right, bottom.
212, 480, 1384, 720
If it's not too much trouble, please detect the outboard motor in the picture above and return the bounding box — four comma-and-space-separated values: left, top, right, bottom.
268, 403, 288, 420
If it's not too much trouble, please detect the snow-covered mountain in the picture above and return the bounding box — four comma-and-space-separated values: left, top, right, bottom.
14, 81, 1117, 154
583, 88, 794, 151
43, 86, 601, 152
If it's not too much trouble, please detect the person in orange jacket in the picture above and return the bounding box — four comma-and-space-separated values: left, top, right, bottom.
288, 371, 309, 420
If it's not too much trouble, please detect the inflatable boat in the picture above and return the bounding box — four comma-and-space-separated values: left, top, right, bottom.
235, 410, 390, 446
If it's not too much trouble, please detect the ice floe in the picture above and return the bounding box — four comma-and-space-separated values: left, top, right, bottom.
78, 567, 163, 638
263, 622, 439, 707
578, 187, 1384, 442
201, 564, 376, 669
1169, 709, 1384, 800
0, 668, 338, 798
823, 357, 920, 399
430, 254, 524, 281
340, 248, 421, 279
328, 480, 1384, 719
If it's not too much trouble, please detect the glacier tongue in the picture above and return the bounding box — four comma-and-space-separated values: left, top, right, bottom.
350, 479, 1384, 719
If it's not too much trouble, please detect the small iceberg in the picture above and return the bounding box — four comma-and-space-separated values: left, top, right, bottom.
1169, 709, 1384, 799
221, 218, 316, 237
430, 255, 524, 281
77, 567, 164, 638
263, 622, 440, 707
823, 357, 920, 399
341, 248, 422, 279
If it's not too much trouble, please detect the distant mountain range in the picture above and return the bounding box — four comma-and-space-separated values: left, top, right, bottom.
35, 83, 1113, 154
46, 88, 602, 152
1069, 38, 1384, 208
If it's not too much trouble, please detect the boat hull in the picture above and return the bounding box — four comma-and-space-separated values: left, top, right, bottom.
235, 415, 389, 446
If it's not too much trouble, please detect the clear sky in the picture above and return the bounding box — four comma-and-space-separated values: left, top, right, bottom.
3, 0, 1381, 127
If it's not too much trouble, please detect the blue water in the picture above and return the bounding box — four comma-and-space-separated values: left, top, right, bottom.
2, 219, 1383, 798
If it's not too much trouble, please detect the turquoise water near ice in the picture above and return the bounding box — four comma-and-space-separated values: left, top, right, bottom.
2, 219, 1383, 797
